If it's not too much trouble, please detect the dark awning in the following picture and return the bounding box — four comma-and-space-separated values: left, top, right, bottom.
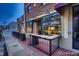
55, 3, 69, 14
55, 3, 68, 9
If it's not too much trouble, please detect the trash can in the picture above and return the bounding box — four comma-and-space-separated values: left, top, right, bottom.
32, 36, 39, 46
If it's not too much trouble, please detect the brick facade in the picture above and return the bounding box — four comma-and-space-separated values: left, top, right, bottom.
24, 3, 56, 20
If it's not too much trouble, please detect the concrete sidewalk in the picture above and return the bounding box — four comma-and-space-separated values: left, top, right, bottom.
3, 31, 79, 56
4, 32, 37, 56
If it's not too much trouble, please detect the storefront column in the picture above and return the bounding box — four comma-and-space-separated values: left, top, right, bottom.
33, 21, 38, 34
60, 6, 72, 50
23, 15, 26, 33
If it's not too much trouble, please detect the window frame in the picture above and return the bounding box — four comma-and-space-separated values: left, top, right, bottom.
38, 12, 61, 35
27, 4, 31, 14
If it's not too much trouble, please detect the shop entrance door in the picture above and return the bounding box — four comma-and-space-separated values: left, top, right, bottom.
73, 5, 79, 50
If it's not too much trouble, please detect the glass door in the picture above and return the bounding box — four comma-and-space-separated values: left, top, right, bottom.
73, 5, 79, 50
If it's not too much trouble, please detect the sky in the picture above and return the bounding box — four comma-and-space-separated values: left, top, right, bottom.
0, 3, 24, 25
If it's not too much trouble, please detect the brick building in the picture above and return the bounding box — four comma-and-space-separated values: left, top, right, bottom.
17, 3, 79, 53
24, 3, 61, 51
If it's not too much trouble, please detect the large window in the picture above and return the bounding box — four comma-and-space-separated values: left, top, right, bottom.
73, 5, 79, 50
26, 21, 33, 33
38, 12, 61, 35
18, 24, 21, 32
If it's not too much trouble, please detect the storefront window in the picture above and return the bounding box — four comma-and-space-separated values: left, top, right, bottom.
26, 21, 33, 33
18, 24, 21, 32
38, 12, 61, 35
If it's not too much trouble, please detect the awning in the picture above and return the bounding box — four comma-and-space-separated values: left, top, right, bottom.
26, 18, 34, 22
33, 11, 57, 21
33, 14, 48, 20
55, 3, 69, 14
27, 12, 58, 22
55, 3, 68, 9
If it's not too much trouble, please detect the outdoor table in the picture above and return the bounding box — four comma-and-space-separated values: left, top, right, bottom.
29, 33, 61, 56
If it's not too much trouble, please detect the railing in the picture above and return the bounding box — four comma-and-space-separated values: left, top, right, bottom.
12, 31, 26, 41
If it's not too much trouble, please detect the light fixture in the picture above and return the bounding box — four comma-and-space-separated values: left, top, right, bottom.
34, 3, 36, 7
51, 27, 55, 30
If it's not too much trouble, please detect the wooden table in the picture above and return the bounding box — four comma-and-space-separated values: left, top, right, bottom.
29, 33, 61, 56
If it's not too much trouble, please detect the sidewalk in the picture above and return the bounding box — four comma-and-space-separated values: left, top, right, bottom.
3, 31, 79, 56
4, 31, 37, 56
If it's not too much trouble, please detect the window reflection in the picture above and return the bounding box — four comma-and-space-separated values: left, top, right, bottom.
26, 12, 61, 35
38, 12, 61, 35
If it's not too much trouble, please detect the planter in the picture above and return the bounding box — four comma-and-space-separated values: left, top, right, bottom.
12, 31, 26, 41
